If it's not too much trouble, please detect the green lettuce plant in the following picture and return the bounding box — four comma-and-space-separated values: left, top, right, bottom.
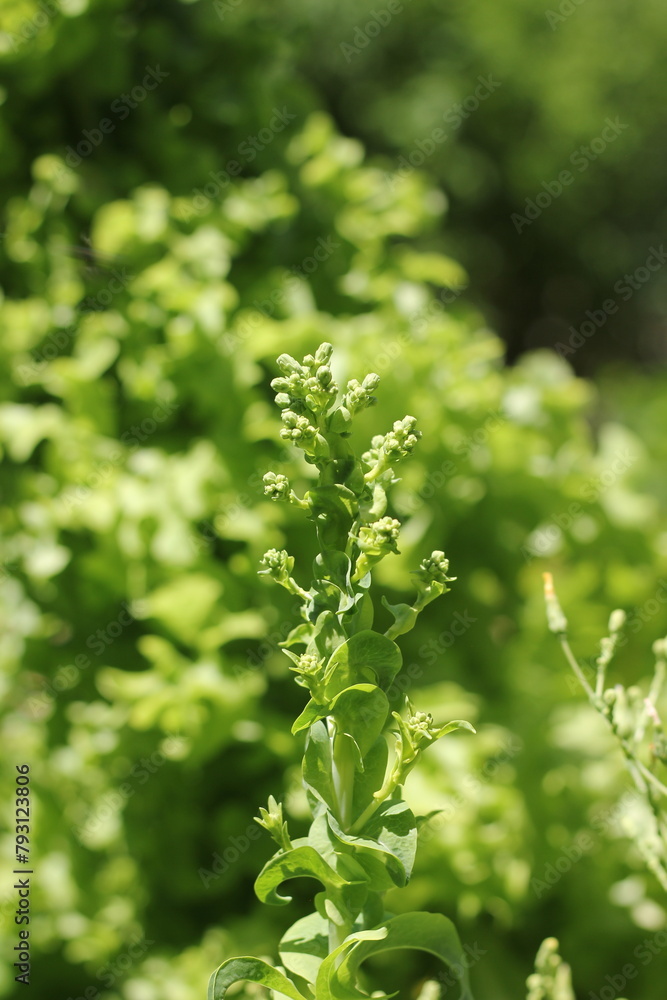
208, 342, 476, 999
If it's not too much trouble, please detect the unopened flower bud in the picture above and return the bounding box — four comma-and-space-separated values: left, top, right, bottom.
263, 472, 290, 501
259, 548, 292, 583
358, 517, 401, 552
543, 573, 568, 635
255, 794, 292, 852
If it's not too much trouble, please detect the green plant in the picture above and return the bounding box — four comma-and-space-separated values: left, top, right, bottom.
544, 572, 667, 892
208, 342, 477, 999
524, 938, 575, 1000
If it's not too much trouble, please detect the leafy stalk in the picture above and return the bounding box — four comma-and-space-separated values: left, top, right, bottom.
208, 343, 476, 1000
543, 572, 667, 893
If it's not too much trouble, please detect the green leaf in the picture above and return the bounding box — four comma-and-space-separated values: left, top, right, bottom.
344, 590, 375, 635
381, 596, 418, 640
303, 720, 336, 810
327, 405, 352, 435
254, 845, 361, 906
434, 719, 476, 738
208, 956, 308, 1000
314, 549, 351, 590
281, 622, 316, 648
308, 610, 347, 659
308, 484, 358, 549
279, 911, 329, 986
315, 929, 391, 1000
329, 799, 417, 889
292, 699, 328, 735
330, 683, 389, 759
338, 912, 474, 1000
324, 630, 402, 698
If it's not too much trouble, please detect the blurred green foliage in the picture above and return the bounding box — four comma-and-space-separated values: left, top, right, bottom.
3, 0, 666, 369
0, 2, 666, 999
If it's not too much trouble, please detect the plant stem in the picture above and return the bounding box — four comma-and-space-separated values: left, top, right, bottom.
559, 635, 596, 700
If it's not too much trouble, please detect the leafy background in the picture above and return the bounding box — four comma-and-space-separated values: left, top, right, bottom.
0, 1, 666, 998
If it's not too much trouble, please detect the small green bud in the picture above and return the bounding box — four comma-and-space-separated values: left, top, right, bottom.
608, 609, 626, 634
276, 353, 303, 376
411, 551, 456, 610
255, 794, 293, 852
289, 653, 325, 696
543, 573, 568, 635
352, 517, 401, 582
263, 471, 290, 501
416, 550, 456, 587
344, 373, 380, 415
314, 342, 333, 364
407, 711, 436, 746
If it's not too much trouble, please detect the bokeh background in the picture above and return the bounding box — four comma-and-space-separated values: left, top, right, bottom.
1, 1, 666, 998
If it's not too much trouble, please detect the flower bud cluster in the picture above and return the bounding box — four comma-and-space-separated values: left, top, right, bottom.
526, 937, 573, 1000
352, 516, 401, 582
363, 415, 420, 481
289, 653, 325, 698
259, 548, 293, 584
407, 711, 437, 748
271, 342, 338, 417
343, 373, 380, 416
263, 471, 291, 501
416, 550, 455, 587
358, 516, 401, 553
